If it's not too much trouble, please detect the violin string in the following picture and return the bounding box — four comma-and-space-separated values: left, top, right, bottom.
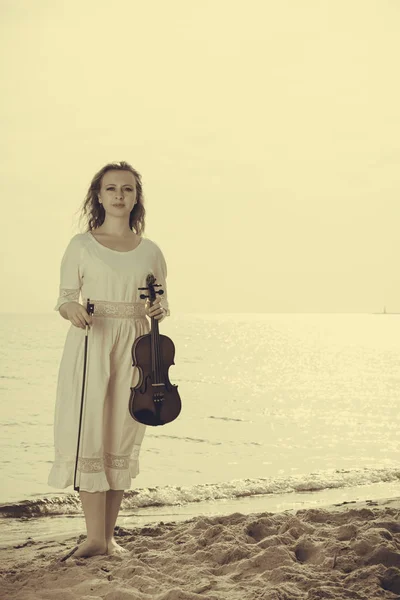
154, 310, 159, 383
151, 311, 155, 381
155, 311, 158, 383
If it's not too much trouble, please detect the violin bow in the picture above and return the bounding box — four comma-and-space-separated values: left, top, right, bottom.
73, 299, 94, 492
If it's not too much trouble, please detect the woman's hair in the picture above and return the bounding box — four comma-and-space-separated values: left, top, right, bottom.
78, 161, 146, 235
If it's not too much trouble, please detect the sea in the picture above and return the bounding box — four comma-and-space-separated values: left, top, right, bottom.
1, 312, 400, 547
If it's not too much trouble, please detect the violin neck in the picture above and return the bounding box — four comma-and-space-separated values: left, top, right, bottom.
150, 315, 162, 382
151, 315, 160, 335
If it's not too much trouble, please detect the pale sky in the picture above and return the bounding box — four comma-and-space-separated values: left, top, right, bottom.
1, 0, 399, 314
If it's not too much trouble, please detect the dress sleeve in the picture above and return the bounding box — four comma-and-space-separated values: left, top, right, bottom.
54, 235, 84, 311
154, 245, 170, 323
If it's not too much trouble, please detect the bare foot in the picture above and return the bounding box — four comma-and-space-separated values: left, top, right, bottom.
72, 539, 107, 559
107, 537, 129, 555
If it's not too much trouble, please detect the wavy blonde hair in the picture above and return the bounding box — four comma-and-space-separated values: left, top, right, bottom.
78, 161, 146, 235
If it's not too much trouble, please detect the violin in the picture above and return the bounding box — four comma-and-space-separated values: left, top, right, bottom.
129, 273, 181, 426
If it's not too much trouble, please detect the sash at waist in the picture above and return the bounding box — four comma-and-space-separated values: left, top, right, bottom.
89, 300, 147, 319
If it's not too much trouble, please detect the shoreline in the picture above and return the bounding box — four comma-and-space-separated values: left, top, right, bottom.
2, 479, 399, 549
0, 481, 400, 549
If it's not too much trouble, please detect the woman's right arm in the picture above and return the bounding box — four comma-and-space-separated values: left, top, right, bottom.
54, 235, 83, 313
54, 236, 92, 328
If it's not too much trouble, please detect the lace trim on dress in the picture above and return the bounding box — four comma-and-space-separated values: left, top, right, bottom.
76, 449, 141, 473
54, 288, 81, 311
77, 456, 104, 473
91, 299, 147, 319
104, 452, 130, 470
56, 295, 168, 320
59, 288, 80, 302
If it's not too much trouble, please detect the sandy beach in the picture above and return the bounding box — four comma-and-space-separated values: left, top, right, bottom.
1, 497, 400, 600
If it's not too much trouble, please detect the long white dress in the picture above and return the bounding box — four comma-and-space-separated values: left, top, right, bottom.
47, 231, 170, 492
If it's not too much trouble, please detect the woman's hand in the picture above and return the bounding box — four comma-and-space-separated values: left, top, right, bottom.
64, 302, 93, 329
145, 297, 165, 320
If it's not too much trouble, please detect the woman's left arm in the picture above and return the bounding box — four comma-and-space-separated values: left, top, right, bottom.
156, 246, 170, 322
145, 245, 171, 322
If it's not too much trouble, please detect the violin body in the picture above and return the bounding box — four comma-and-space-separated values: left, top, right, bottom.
129, 273, 181, 426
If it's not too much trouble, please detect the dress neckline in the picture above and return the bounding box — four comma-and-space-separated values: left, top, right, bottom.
88, 231, 143, 254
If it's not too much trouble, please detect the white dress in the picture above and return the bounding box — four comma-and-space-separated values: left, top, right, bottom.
47, 231, 170, 492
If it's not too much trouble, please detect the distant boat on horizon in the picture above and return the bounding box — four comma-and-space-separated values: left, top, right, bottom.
372, 305, 400, 314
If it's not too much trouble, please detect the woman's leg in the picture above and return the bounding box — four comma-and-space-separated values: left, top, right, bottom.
80, 490, 106, 542
105, 489, 124, 540
61, 489, 127, 559
105, 489, 128, 554
68, 491, 107, 558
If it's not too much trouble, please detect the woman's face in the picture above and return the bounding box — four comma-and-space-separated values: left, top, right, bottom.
99, 170, 137, 216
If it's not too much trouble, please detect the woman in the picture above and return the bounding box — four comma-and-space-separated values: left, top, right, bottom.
48, 161, 170, 559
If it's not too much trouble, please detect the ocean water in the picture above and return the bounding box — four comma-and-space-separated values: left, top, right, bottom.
1, 312, 400, 545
